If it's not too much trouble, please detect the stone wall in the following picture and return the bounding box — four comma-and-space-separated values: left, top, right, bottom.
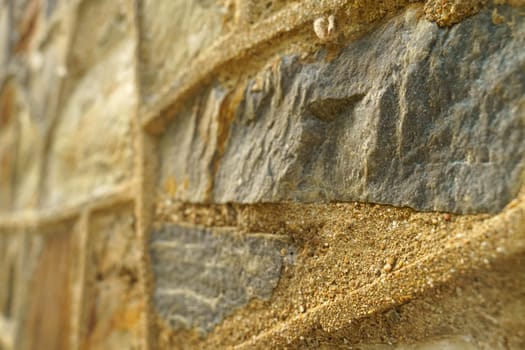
0, 0, 524, 349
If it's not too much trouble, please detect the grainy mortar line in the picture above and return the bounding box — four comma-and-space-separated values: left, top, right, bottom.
233, 197, 525, 348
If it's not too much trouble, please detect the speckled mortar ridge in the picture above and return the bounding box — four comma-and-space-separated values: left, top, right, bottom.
236, 193, 525, 349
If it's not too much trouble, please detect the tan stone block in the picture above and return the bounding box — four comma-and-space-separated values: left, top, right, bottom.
0, 221, 81, 350
13, 97, 43, 211
41, 0, 137, 208
0, 81, 18, 212
0, 231, 25, 323
67, 0, 135, 81
0, 231, 25, 350
81, 205, 143, 350
26, 15, 72, 121
0, 2, 9, 76
44, 38, 136, 207
17, 229, 77, 350
10, 0, 73, 55
0, 78, 45, 212
10, 0, 41, 54
137, 0, 229, 102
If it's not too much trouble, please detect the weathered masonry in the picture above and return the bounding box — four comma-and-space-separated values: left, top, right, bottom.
1, 0, 524, 349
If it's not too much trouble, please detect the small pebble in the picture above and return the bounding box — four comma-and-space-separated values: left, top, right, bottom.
313, 14, 336, 42
383, 263, 393, 273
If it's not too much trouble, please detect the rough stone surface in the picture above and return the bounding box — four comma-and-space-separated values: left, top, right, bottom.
67, 0, 134, 81
0, 1, 75, 213
160, 6, 525, 214
17, 228, 76, 350
0, 79, 41, 212
0, 232, 31, 323
25, 11, 71, 122
82, 206, 143, 350
0, 2, 8, 77
43, 38, 136, 207
150, 224, 293, 333
0, 231, 26, 350
41, 0, 136, 208
159, 87, 229, 202
0, 223, 79, 350
137, 0, 229, 103
0, 81, 18, 212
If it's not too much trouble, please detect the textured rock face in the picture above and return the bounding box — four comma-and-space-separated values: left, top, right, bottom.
0, 224, 79, 350
44, 39, 136, 208
150, 224, 292, 333
17, 228, 76, 350
0, 232, 40, 332
138, 0, 228, 102
0, 0, 76, 213
0, 80, 41, 212
0, 3, 7, 75
82, 206, 143, 350
160, 87, 229, 202
160, 6, 525, 213
67, 0, 135, 80
0, 81, 19, 211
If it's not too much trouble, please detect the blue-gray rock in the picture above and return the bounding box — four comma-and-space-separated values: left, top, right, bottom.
150, 224, 293, 333
160, 6, 525, 213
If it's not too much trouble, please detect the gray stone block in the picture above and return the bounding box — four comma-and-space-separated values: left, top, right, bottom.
150, 224, 293, 333
160, 6, 525, 213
